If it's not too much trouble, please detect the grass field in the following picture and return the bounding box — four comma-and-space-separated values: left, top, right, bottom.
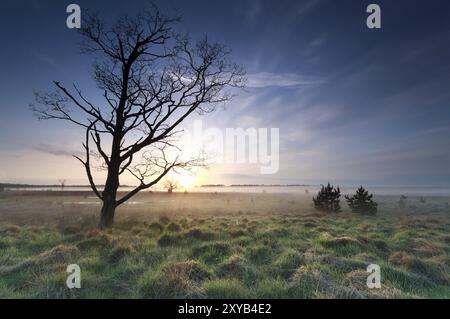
0, 190, 449, 298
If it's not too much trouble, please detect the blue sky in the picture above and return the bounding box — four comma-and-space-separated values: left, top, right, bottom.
1, 0, 450, 186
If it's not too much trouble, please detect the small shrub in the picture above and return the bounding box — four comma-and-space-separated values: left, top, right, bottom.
312, 183, 341, 213
344, 186, 377, 215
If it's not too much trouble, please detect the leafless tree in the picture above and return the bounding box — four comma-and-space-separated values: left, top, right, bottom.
58, 179, 66, 190
31, 6, 244, 228
164, 178, 179, 193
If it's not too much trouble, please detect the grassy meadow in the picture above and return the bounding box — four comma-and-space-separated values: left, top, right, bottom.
0, 190, 449, 298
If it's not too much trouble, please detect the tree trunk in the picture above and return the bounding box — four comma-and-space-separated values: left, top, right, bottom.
98, 156, 121, 229
98, 63, 128, 229
99, 194, 116, 229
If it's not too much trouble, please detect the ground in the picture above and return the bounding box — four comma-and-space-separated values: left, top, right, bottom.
0, 191, 449, 298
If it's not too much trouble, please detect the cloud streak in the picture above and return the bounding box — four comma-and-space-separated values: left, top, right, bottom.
33, 143, 82, 158
246, 72, 325, 88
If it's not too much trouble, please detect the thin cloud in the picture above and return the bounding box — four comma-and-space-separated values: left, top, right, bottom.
33, 143, 82, 158
294, 0, 325, 18
30, 51, 57, 68
246, 72, 325, 88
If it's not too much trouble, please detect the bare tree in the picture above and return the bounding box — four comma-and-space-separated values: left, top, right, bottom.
164, 178, 179, 193
58, 179, 66, 190
31, 6, 244, 228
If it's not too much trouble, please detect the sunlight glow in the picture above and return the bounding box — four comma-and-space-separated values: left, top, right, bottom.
177, 174, 197, 189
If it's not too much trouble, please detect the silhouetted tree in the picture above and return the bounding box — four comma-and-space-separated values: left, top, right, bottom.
58, 179, 66, 190
164, 178, 179, 193
344, 186, 377, 215
313, 183, 341, 213
31, 5, 244, 228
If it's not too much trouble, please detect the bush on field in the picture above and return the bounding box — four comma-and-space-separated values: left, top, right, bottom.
345, 186, 378, 215
313, 183, 341, 213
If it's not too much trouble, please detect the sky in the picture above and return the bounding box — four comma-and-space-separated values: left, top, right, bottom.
0, 0, 450, 187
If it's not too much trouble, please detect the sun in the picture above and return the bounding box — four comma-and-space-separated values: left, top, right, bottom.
177, 174, 196, 189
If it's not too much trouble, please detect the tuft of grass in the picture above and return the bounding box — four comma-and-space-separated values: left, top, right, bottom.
388, 252, 449, 285
0, 224, 21, 235
148, 222, 165, 233
159, 216, 171, 225
167, 222, 182, 232
247, 244, 274, 264
138, 270, 203, 299
382, 263, 435, 291
109, 244, 136, 262
321, 235, 361, 248
319, 255, 368, 273
411, 238, 443, 257
138, 260, 210, 298
255, 279, 288, 298
287, 265, 335, 298
37, 244, 80, 263
163, 260, 212, 282
272, 249, 305, 279
77, 233, 113, 250
183, 228, 213, 240
216, 255, 257, 283
204, 279, 252, 299
192, 242, 231, 264
157, 233, 179, 246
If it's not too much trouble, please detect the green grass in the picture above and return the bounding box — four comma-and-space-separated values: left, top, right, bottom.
0, 191, 449, 298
